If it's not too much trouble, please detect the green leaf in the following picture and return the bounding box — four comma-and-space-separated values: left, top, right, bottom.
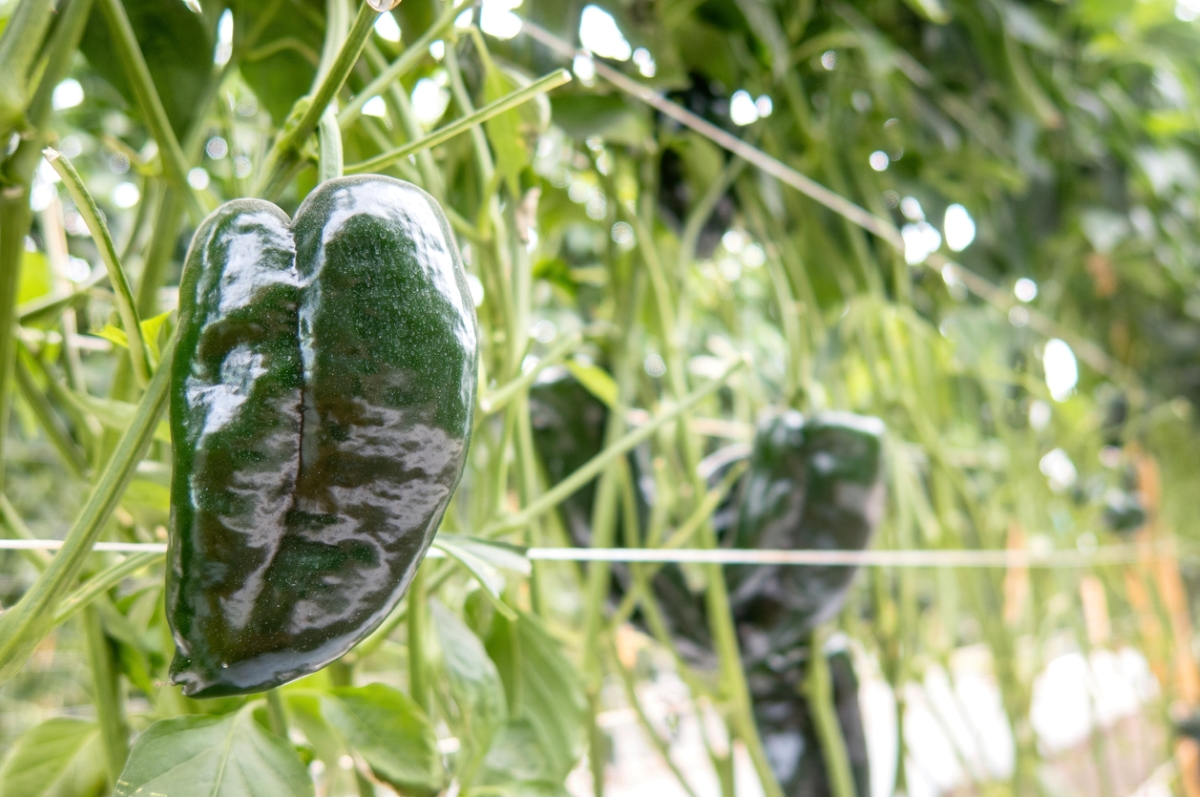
81, 0, 217, 137
321, 684, 446, 797
72, 391, 172, 443
549, 94, 651, 147
113, 711, 313, 797
732, 0, 790, 79
484, 611, 586, 781
434, 535, 529, 620
18, 250, 52, 306
564, 359, 618, 409
898, 0, 950, 24
139, 310, 173, 362
480, 54, 530, 197
93, 324, 128, 350
232, 0, 325, 126
476, 719, 555, 785
0, 718, 106, 797
431, 599, 507, 769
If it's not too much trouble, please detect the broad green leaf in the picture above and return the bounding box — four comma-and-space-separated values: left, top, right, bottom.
480, 52, 529, 197
434, 535, 529, 620
732, 0, 790, 79
484, 611, 586, 781
321, 684, 445, 797
431, 599, 507, 770
81, 0, 217, 137
0, 718, 106, 797
285, 694, 359, 797
475, 719, 554, 785
565, 359, 618, 409
113, 711, 312, 797
232, 0, 325, 126
549, 94, 651, 147
72, 391, 172, 443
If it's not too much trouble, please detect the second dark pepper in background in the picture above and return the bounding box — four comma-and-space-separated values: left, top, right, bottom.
529, 371, 886, 794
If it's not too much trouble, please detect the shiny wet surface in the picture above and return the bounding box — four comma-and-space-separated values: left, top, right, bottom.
169, 176, 477, 697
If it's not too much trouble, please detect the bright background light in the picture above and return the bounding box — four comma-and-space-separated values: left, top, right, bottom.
480, 0, 522, 39
1043, 339, 1078, 402
112, 181, 140, 208
580, 5, 631, 60
411, 74, 450, 127
374, 13, 401, 42
944, 203, 976, 252
902, 222, 942, 265
1014, 278, 1038, 302
730, 90, 759, 126
52, 79, 84, 111
869, 151, 889, 171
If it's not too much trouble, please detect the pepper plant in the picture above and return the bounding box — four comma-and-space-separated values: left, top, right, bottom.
3, 0, 1200, 796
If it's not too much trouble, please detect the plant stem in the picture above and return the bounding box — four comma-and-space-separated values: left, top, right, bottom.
258, 0, 378, 195
0, 0, 56, 134
408, 565, 430, 714
346, 70, 572, 174
0, 189, 31, 497
479, 331, 581, 414
82, 605, 129, 786
45, 148, 152, 386
0, 340, 175, 683
803, 628, 857, 797
265, 689, 291, 738
485, 360, 745, 536
95, 0, 201, 219
318, 106, 344, 182
339, 0, 467, 126
54, 552, 163, 626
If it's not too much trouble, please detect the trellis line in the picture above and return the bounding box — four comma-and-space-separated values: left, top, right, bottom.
0, 539, 1180, 569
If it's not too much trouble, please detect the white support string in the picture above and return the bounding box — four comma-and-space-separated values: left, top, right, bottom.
0, 538, 1182, 568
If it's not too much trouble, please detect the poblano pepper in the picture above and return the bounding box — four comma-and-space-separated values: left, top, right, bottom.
732, 411, 886, 661
169, 175, 478, 697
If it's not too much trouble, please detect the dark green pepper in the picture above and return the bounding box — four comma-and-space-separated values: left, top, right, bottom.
749, 641, 870, 797
528, 368, 610, 548
168, 175, 478, 697
731, 411, 886, 661
1102, 489, 1146, 535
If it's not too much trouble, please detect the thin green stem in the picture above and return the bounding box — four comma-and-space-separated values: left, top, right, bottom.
82, 605, 129, 786
53, 552, 162, 626
258, 0, 378, 195
485, 360, 745, 536
0, 0, 56, 133
45, 148, 152, 386
13, 355, 89, 478
0, 340, 175, 683
265, 689, 291, 738
408, 566, 430, 713
346, 70, 572, 174
318, 106, 344, 182
479, 332, 581, 414
339, 0, 467, 126
803, 629, 857, 797
95, 0, 201, 219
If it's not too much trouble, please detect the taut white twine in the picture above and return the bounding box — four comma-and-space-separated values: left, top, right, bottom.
0, 539, 1178, 569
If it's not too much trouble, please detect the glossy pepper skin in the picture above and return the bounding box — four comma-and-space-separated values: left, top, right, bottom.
168, 175, 478, 698
731, 411, 886, 663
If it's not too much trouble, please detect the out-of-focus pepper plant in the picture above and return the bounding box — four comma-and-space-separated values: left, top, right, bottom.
3, 0, 1200, 795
